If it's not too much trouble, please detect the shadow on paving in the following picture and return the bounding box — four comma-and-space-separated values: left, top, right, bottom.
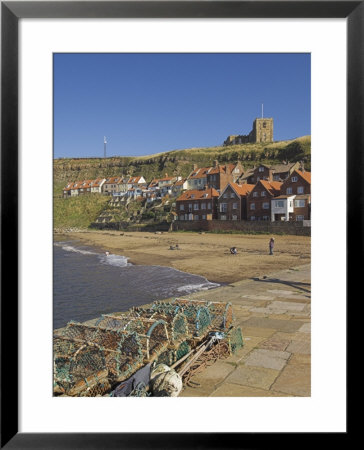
251, 277, 311, 294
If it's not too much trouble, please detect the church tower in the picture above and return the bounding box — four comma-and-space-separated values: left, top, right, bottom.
250, 117, 274, 143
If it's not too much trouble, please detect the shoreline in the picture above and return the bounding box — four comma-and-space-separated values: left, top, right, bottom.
54, 229, 311, 284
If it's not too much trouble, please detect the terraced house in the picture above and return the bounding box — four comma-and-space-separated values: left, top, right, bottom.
186, 161, 244, 192
247, 180, 282, 221
218, 183, 255, 220
176, 188, 219, 221
103, 176, 122, 195
279, 169, 311, 221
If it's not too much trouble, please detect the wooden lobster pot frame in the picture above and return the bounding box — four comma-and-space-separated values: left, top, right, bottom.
56, 322, 144, 382
53, 336, 109, 396
171, 299, 213, 338
130, 307, 189, 345
125, 318, 169, 363
156, 340, 191, 367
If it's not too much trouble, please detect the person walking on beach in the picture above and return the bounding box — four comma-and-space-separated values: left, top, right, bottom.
269, 238, 275, 255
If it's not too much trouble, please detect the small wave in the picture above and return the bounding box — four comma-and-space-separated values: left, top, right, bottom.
99, 253, 130, 268
176, 281, 220, 294
56, 243, 98, 256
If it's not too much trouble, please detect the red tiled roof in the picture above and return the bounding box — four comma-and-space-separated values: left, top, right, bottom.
259, 180, 283, 196
105, 177, 121, 184
296, 170, 311, 184
176, 188, 219, 201
188, 167, 210, 179
231, 183, 255, 196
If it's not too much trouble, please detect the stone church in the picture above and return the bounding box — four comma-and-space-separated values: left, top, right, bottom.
224, 117, 274, 146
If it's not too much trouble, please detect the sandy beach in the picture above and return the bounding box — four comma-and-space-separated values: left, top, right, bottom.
58, 230, 311, 284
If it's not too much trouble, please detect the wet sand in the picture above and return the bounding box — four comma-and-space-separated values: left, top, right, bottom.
59, 230, 311, 284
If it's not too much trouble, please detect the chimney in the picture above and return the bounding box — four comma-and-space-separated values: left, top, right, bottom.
214, 160, 219, 168
226, 164, 231, 175
193, 164, 198, 171
300, 161, 305, 173
165, 173, 168, 177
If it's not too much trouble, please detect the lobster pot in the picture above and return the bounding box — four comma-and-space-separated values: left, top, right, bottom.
172, 300, 212, 338
206, 302, 234, 331
57, 323, 144, 382
151, 301, 180, 315
225, 326, 244, 354
156, 340, 191, 367
132, 308, 189, 345
95, 314, 144, 333
127, 319, 169, 362
53, 337, 109, 396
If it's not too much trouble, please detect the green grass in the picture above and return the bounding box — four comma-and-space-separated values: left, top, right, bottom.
54, 194, 109, 229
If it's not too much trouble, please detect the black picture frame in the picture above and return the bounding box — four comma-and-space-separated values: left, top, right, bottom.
1, 1, 356, 448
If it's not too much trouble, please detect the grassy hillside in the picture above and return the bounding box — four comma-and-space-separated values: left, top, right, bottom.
54, 194, 109, 229
54, 136, 311, 196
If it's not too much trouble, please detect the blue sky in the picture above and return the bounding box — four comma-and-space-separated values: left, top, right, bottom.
53, 53, 310, 159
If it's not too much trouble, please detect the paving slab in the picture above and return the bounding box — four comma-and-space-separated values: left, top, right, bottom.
210, 383, 292, 397
298, 323, 311, 333
224, 365, 280, 390
244, 349, 290, 371
241, 326, 277, 338
286, 340, 311, 354
269, 301, 306, 311
242, 317, 303, 333
271, 363, 311, 396
258, 337, 291, 352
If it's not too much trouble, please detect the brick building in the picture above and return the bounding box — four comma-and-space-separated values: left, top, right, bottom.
280, 170, 311, 220
218, 183, 255, 220
176, 188, 219, 221
247, 180, 282, 221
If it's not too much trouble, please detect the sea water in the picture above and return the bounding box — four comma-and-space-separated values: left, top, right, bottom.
53, 241, 219, 329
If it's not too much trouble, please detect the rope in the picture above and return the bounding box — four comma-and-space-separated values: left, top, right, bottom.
182, 340, 230, 388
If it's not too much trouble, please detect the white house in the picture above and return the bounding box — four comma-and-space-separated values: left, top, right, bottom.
271, 195, 296, 221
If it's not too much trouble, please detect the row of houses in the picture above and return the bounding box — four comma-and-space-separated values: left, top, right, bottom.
175, 168, 311, 222
62, 160, 310, 222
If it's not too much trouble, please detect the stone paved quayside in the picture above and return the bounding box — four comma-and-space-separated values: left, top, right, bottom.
179, 264, 311, 397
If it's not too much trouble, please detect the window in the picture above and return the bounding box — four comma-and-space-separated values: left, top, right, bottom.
223, 193, 228, 198
202, 215, 206, 220
194, 203, 199, 210
286, 187, 293, 195
194, 215, 199, 220
179, 215, 184, 221
207, 202, 211, 209
188, 203, 193, 212
263, 122, 267, 128
180, 204, 184, 211
253, 192, 258, 197
297, 186, 304, 194
233, 202, 238, 209
191, 194, 195, 199
259, 166, 264, 172
263, 216, 269, 221
291, 176, 298, 182
201, 203, 206, 210
220, 215, 227, 220
295, 200, 305, 207
220, 203, 227, 212
250, 203, 255, 210
263, 202, 269, 209
296, 215, 304, 221
230, 193, 236, 198
261, 191, 266, 197
250, 216, 256, 221
275, 200, 284, 208
232, 215, 238, 220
